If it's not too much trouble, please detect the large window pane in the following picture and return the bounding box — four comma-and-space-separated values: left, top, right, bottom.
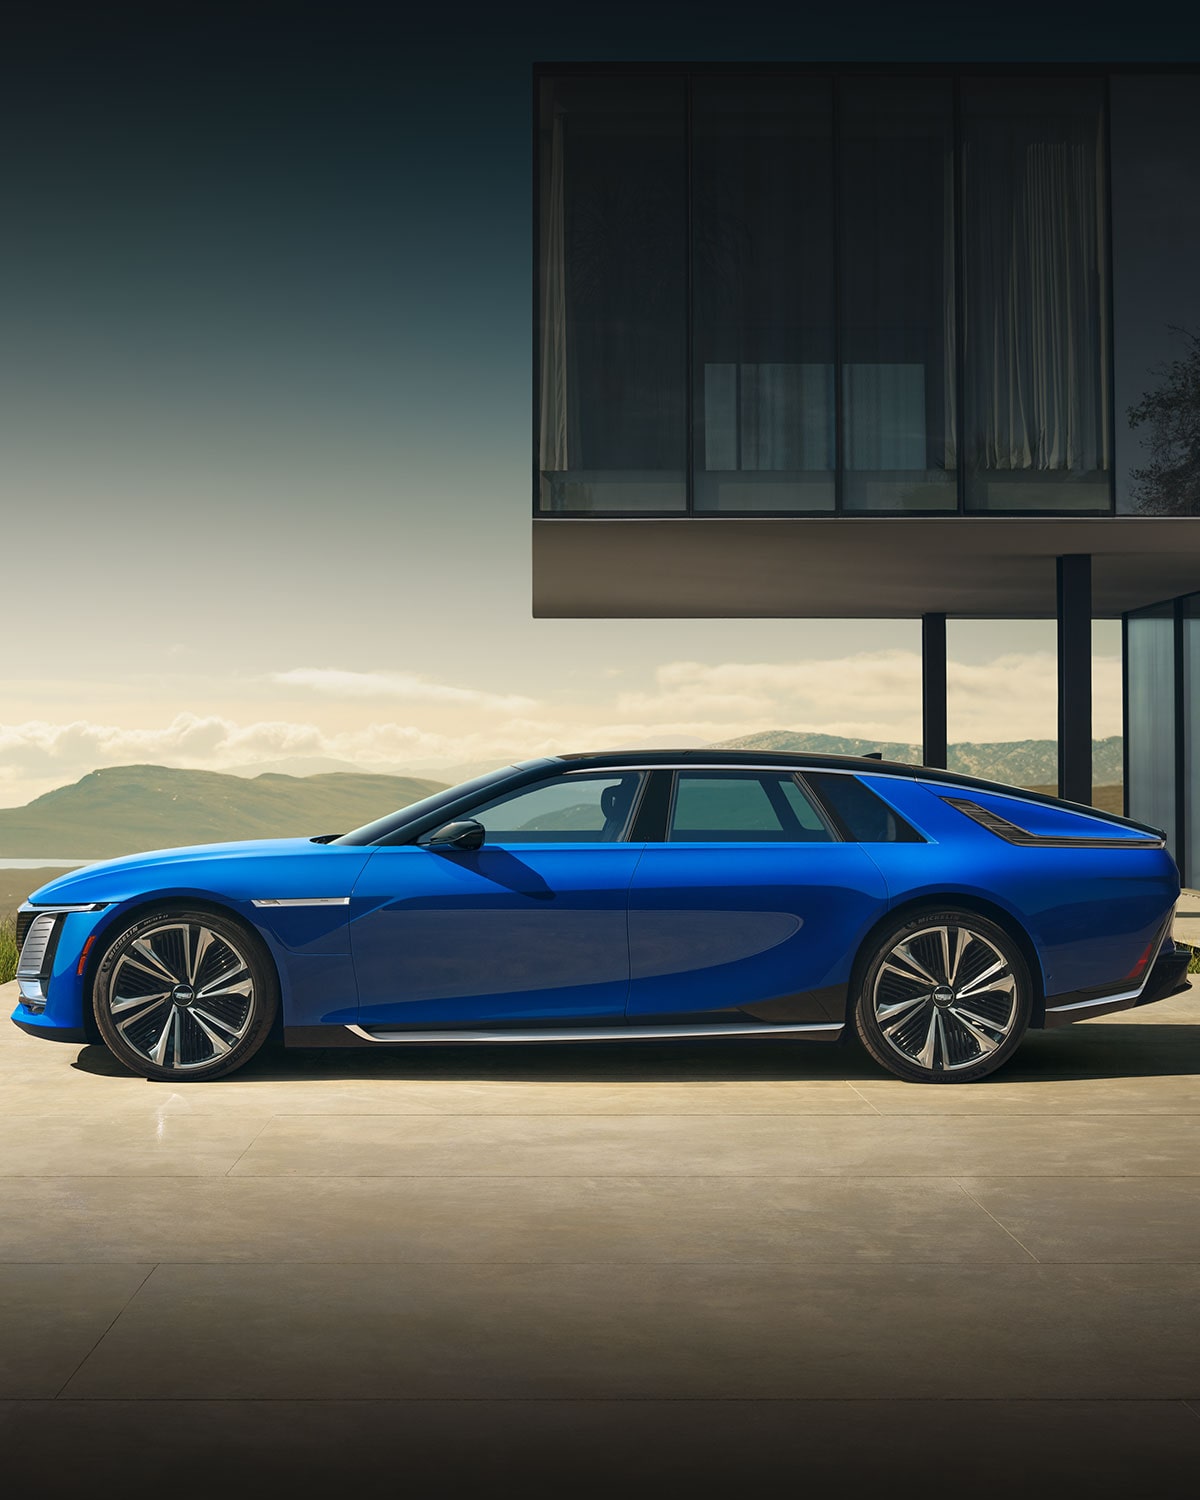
692, 78, 835, 512
537, 78, 686, 513
839, 78, 957, 512
1126, 604, 1176, 854
962, 78, 1111, 511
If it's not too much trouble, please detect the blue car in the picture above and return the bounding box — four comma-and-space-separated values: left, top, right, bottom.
10, 750, 1190, 1084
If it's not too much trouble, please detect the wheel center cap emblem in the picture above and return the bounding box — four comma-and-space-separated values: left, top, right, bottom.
933, 986, 955, 1008
172, 985, 195, 1005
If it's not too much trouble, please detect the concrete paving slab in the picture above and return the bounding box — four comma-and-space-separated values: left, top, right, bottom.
0, 1173, 1033, 1265
0, 1266, 153, 1399
58, 1260, 1200, 1401
227, 1107, 1200, 1178
957, 1175, 1200, 1263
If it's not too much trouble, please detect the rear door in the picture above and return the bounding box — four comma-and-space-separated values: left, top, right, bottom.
626, 769, 888, 1024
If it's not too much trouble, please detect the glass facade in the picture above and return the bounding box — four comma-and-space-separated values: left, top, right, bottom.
536, 69, 1115, 516
1125, 603, 1177, 858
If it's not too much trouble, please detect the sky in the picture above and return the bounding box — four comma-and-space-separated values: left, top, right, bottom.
0, 2, 1189, 807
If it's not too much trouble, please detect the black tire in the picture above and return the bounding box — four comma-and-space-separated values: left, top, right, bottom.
92, 906, 278, 1081
853, 907, 1032, 1084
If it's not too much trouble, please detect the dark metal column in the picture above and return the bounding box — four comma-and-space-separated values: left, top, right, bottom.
1057, 555, 1093, 805
922, 613, 947, 769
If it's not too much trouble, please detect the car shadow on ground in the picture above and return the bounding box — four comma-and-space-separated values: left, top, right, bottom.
68, 1021, 1200, 1086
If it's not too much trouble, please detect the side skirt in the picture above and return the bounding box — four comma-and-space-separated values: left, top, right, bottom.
284, 1021, 844, 1048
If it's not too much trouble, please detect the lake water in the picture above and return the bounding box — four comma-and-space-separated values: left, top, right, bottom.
0, 858, 95, 869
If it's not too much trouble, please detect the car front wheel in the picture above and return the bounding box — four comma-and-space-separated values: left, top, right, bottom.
92, 907, 278, 1081
854, 908, 1032, 1084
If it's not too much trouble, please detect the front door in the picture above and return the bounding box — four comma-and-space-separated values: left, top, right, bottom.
350, 771, 646, 1027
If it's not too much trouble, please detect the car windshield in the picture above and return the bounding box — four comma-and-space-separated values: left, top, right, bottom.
330, 765, 531, 846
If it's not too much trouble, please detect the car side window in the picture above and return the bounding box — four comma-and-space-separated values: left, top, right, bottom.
461, 773, 644, 844
668, 773, 833, 843
805, 772, 924, 843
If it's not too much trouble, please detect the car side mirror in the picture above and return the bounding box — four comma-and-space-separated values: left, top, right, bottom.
423, 818, 485, 851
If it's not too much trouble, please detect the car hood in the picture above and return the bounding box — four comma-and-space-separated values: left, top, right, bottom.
26, 837, 352, 906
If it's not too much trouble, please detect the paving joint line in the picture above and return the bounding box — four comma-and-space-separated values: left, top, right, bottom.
953, 1178, 1041, 1262
50, 1263, 157, 1401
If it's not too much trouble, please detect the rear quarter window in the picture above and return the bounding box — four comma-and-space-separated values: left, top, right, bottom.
806, 773, 923, 843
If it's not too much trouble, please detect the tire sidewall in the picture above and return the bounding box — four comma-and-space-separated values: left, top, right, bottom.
854, 908, 1032, 1084
92, 906, 278, 1081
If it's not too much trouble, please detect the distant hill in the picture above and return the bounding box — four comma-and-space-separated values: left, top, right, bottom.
710, 731, 1123, 788
0, 765, 447, 858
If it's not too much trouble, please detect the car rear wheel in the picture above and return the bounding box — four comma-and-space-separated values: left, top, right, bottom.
92, 907, 278, 1081
854, 908, 1032, 1084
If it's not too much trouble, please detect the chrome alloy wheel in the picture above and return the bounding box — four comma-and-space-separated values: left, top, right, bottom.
105, 919, 257, 1072
871, 921, 1020, 1075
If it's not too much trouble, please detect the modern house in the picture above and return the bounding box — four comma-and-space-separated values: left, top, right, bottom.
531, 64, 1200, 879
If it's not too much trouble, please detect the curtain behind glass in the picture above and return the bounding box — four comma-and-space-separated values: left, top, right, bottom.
839, 78, 957, 511
962, 79, 1111, 511
536, 78, 687, 512
692, 77, 835, 512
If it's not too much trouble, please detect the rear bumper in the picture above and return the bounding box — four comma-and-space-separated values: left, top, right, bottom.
1043, 942, 1191, 1028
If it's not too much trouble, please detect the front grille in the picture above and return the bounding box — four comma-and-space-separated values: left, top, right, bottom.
15, 908, 36, 953
16, 912, 59, 980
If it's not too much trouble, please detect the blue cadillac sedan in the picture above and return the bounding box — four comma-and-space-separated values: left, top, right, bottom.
10, 750, 1190, 1084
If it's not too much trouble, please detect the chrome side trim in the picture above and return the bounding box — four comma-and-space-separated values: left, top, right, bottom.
345, 1021, 843, 1044
250, 897, 352, 907
1044, 915, 1175, 1015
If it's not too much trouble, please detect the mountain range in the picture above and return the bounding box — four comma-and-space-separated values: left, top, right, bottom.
711, 732, 1124, 787
0, 737, 1123, 858
0, 765, 446, 858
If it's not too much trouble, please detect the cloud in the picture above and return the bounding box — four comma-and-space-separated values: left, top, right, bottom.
0, 649, 1124, 807
620, 652, 1122, 745
270, 667, 536, 713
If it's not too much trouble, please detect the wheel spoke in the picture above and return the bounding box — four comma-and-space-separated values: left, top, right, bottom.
189, 926, 214, 985
889, 941, 941, 987
190, 1004, 247, 1040
149, 1007, 177, 1066
947, 1006, 1001, 1055
114, 994, 171, 1033
878, 991, 933, 1031
190, 1010, 233, 1057
956, 961, 1013, 1000
947, 926, 969, 985
197, 965, 250, 1001
916, 1007, 940, 1070
124, 943, 180, 985
111, 988, 172, 1014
